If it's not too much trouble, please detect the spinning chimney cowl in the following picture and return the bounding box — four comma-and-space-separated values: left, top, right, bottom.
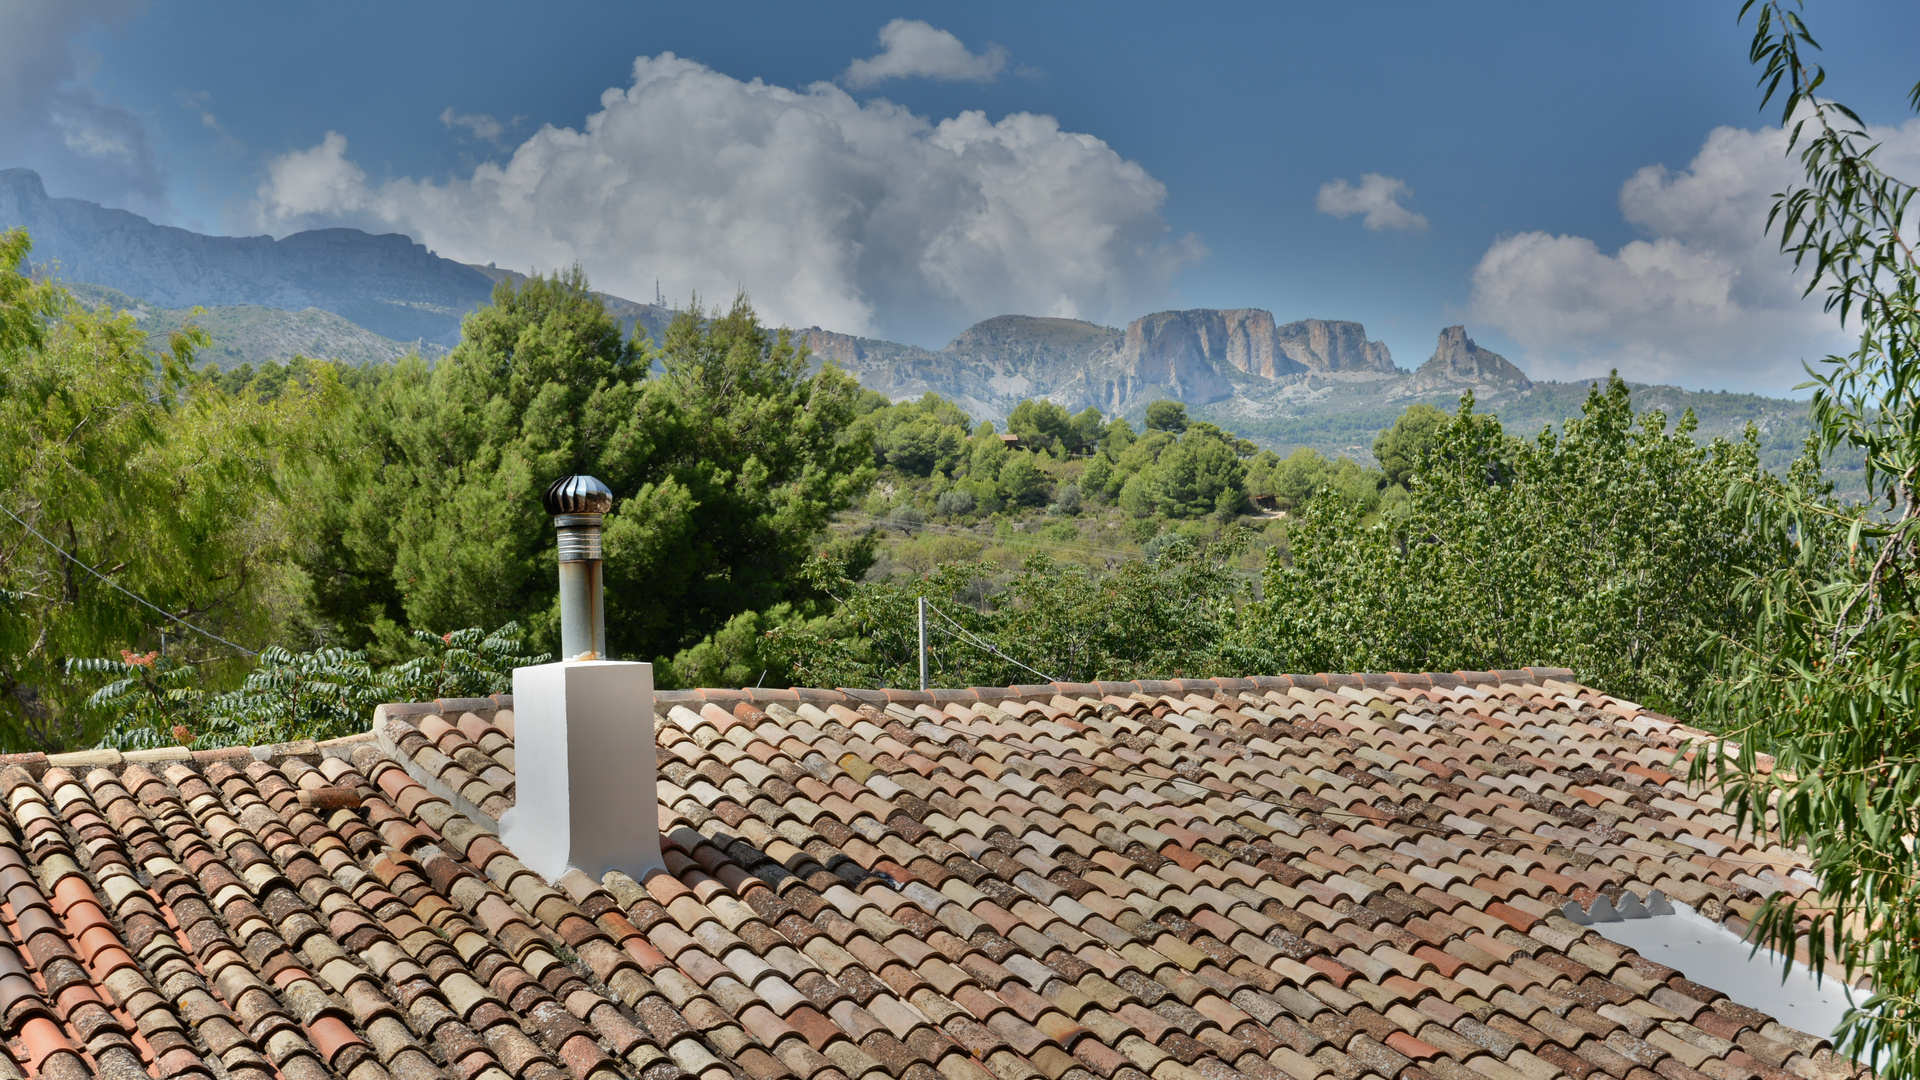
543, 474, 613, 515
546, 475, 609, 661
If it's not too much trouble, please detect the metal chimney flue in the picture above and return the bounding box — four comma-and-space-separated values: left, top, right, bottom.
544, 474, 612, 661
506, 472, 662, 885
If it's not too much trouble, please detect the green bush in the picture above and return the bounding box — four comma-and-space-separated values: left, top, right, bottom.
772, 539, 1261, 688
998, 452, 1050, 506
1007, 399, 1074, 454
1145, 400, 1188, 433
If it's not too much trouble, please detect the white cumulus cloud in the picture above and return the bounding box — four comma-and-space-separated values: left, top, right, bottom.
843, 20, 1008, 88
249, 52, 1198, 342
1469, 113, 1920, 391
0, 0, 165, 210
1316, 173, 1428, 232
258, 131, 367, 220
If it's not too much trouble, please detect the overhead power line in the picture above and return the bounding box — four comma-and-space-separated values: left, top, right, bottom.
0, 502, 257, 656
920, 597, 1062, 684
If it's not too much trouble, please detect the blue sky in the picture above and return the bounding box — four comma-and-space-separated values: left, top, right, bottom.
9, 2, 1920, 392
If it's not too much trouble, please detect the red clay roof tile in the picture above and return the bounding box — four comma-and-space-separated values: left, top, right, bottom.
0, 671, 1854, 1080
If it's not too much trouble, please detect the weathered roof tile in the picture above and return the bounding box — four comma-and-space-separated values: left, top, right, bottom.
0, 670, 1857, 1079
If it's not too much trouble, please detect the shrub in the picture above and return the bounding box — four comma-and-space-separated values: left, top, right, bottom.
933, 488, 976, 517
74, 623, 549, 749
1047, 483, 1081, 516
1145, 400, 1188, 433
998, 452, 1050, 507
1038, 521, 1079, 543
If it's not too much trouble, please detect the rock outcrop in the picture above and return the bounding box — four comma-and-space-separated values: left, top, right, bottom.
1275, 318, 1397, 374
1099, 309, 1397, 383
1407, 326, 1532, 396
803, 307, 1461, 422
1100, 311, 1245, 406
800, 316, 1121, 423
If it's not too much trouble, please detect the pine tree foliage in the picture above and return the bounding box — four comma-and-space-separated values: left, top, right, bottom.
298, 279, 874, 663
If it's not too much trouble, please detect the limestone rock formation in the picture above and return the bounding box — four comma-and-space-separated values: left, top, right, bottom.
800, 316, 1121, 424
1099, 310, 1246, 407
1407, 325, 1532, 396
800, 307, 1423, 422
1275, 318, 1397, 374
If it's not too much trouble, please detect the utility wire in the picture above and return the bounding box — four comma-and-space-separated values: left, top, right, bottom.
0, 502, 258, 656
921, 598, 1062, 684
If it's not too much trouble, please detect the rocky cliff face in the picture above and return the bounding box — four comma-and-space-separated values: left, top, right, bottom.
1073, 311, 1402, 415
1408, 325, 1532, 396
1, 167, 496, 346
1275, 318, 1397, 374
800, 316, 1121, 423
1100, 311, 1243, 407
1104, 309, 1396, 383
799, 307, 1419, 422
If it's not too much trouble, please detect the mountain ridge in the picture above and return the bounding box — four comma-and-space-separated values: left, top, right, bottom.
1, 168, 1821, 481
2, 167, 498, 346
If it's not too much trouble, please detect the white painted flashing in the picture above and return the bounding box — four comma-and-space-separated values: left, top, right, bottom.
501, 660, 664, 884
1570, 891, 1857, 1045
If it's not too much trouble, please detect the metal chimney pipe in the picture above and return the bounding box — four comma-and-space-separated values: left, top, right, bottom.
543, 475, 613, 661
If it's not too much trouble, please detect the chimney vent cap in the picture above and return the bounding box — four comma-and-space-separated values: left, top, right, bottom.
544, 474, 613, 516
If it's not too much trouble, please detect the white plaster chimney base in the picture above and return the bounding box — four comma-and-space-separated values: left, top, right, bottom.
500, 660, 664, 883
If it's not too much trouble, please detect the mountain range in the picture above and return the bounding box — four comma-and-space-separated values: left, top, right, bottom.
800, 310, 1534, 425
1, 166, 1815, 471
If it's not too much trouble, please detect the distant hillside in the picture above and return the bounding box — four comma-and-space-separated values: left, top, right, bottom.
812, 315, 1530, 427
4, 167, 502, 346
67, 283, 442, 368
1202, 377, 1817, 475
813, 313, 1824, 483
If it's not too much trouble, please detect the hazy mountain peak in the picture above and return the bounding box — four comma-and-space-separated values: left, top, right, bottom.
1, 167, 494, 346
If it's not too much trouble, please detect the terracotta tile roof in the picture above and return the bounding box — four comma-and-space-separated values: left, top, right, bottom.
0, 669, 1860, 1080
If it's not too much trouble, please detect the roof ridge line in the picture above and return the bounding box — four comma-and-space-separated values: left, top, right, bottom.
374, 666, 1584, 715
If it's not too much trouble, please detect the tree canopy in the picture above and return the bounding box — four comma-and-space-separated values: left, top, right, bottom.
0, 229, 319, 748
1144, 399, 1189, 433
1372, 402, 1449, 488
1686, 4, 1920, 1067
297, 279, 872, 666
1259, 377, 1794, 719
